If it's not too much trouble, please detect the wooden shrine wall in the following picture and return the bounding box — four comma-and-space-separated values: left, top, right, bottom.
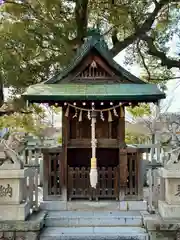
67, 148, 119, 167
69, 109, 119, 140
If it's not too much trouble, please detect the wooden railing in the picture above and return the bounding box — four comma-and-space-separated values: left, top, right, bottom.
96, 167, 119, 200
68, 166, 119, 200
67, 153, 139, 200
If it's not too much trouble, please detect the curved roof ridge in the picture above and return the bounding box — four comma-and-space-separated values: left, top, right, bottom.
45, 29, 146, 84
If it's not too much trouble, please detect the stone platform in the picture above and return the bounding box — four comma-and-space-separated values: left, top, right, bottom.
40, 200, 147, 211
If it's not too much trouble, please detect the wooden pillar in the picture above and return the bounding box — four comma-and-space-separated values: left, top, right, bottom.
137, 152, 144, 200
43, 150, 49, 201
62, 107, 69, 200
118, 106, 127, 200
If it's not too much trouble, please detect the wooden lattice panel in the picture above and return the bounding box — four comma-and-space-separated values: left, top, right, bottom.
68, 166, 118, 200
125, 153, 138, 196
48, 153, 61, 195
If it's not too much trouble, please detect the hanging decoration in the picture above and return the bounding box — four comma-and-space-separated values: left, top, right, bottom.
79, 110, 83, 122
64, 102, 127, 122
65, 105, 69, 117
26, 100, 29, 108
108, 110, 113, 122
89, 110, 98, 188
100, 111, 105, 121
120, 106, 124, 118
113, 108, 118, 117
73, 109, 78, 118
62, 102, 129, 189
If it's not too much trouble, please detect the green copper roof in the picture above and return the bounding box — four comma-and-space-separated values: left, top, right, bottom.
22, 29, 166, 103
23, 83, 165, 102
45, 29, 143, 84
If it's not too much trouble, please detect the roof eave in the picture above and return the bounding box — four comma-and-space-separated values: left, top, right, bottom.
23, 93, 166, 103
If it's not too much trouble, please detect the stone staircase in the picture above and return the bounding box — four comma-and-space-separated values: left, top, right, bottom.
40, 210, 149, 240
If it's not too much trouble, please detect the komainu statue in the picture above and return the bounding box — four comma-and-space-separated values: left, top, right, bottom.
0, 132, 25, 169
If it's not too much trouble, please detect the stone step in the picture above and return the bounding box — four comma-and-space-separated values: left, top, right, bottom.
45, 211, 143, 227
40, 227, 149, 240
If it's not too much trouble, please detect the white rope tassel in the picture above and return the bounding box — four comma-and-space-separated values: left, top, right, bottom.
108, 110, 113, 122
90, 111, 98, 188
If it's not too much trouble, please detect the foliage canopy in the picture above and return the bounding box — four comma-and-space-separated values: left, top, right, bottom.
0, 0, 180, 100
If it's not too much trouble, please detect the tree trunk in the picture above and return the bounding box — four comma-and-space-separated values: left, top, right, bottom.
0, 74, 4, 107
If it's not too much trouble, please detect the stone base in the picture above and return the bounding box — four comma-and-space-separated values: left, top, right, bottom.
142, 211, 179, 239
0, 202, 30, 220
0, 211, 46, 240
158, 200, 180, 219
40, 200, 147, 211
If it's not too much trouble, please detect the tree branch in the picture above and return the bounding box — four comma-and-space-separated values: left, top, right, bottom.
137, 40, 151, 80
142, 35, 180, 69
0, 74, 4, 108
111, 0, 169, 55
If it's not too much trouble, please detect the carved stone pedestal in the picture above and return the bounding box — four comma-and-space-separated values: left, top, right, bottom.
0, 142, 31, 221
158, 162, 180, 219
0, 168, 31, 221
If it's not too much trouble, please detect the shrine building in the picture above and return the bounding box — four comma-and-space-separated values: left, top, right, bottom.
23, 30, 165, 204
